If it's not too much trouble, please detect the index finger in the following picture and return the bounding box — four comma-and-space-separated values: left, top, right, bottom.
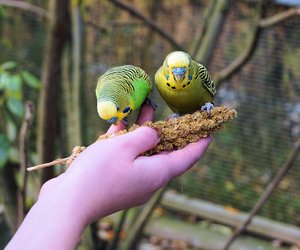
106, 103, 155, 134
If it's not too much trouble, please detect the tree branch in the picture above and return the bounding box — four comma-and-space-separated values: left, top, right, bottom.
222, 140, 300, 250
111, 0, 184, 51
214, 6, 300, 86
109, 209, 128, 250
17, 101, 34, 228
121, 187, 167, 250
0, 0, 50, 19
191, 0, 217, 58
214, 3, 264, 86
259, 8, 300, 28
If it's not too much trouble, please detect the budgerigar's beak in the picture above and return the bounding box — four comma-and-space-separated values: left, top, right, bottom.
172, 67, 186, 83
106, 116, 118, 124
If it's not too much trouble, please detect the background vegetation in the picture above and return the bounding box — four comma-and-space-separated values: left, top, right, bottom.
0, 0, 300, 249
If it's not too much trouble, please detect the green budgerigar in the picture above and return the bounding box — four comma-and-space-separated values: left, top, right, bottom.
155, 51, 216, 116
96, 65, 153, 125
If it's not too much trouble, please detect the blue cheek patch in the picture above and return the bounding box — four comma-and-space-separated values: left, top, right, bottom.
123, 106, 131, 113
188, 75, 192, 80
165, 75, 169, 80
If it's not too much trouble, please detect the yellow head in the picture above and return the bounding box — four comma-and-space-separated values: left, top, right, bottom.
97, 101, 119, 124
165, 51, 191, 83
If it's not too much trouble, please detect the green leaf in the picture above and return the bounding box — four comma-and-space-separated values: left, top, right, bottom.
6, 119, 17, 142
0, 72, 10, 89
0, 134, 10, 168
1, 61, 17, 71
21, 71, 40, 89
6, 75, 22, 92
7, 98, 24, 117
0, 6, 6, 18
8, 146, 20, 164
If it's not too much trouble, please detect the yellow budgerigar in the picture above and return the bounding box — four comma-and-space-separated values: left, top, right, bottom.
155, 51, 216, 116
96, 65, 154, 125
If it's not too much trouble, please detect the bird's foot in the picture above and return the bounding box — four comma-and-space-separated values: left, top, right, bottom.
167, 113, 180, 120
200, 102, 214, 115
144, 98, 158, 111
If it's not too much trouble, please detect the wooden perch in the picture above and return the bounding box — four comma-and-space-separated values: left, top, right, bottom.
161, 191, 300, 246
27, 106, 237, 171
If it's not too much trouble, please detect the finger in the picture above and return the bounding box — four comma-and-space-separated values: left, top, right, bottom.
163, 136, 212, 178
106, 121, 127, 134
118, 126, 159, 157
137, 136, 212, 181
136, 103, 155, 125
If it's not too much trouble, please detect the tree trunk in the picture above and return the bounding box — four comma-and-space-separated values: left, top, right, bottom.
70, 1, 83, 147
37, 0, 69, 184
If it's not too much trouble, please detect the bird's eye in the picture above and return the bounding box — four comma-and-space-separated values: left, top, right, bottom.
123, 106, 131, 113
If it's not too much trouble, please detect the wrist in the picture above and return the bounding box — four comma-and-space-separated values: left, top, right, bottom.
38, 174, 92, 228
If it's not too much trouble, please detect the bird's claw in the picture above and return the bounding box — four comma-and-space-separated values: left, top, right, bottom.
201, 102, 214, 114
167, 113, 180, 120
144, 98, 158, 111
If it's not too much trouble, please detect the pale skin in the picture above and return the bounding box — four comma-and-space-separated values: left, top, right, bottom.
5, 104, 212, 250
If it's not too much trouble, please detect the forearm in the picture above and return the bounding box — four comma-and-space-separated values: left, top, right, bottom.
5, 177, 89, 250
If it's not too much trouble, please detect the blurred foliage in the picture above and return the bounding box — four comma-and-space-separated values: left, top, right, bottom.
0, 61, 40, 168
0, 0, 300, 232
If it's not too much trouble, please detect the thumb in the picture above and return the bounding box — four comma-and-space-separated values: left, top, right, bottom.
121, 126, 159, 157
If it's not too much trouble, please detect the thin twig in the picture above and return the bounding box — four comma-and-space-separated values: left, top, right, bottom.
109, 209, 128, 250
0, 0, 50, 19
111, 0, 184, 51
27, 145, 85, 171
222, 140, 300, 250
17, 101, 34, 227
26, 157, 70, 171
259, 8, 300, 28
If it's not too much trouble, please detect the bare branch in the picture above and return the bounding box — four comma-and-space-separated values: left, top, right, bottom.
222, 140, 300, 250
111, 0, 184, 51
27, 146, 86, 171
191, 0, 217, 58
17, 101, 34, 227
0, 0, 50, 19
259, 8, 300, 28
214, 3, 264, 86
109, 209, 128, 250
121, 187, 167, 250
214, 7, 300, 86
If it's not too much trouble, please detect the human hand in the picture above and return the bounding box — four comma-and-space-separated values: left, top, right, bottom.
6, 104, 211, 250
44, 103, 211, 225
